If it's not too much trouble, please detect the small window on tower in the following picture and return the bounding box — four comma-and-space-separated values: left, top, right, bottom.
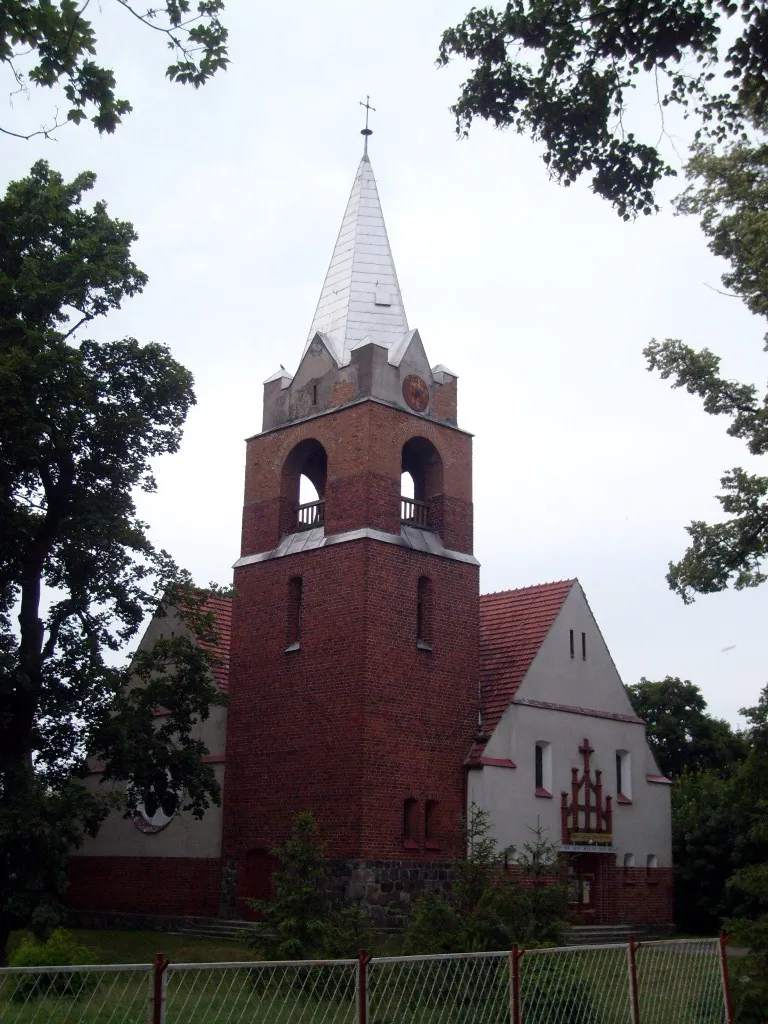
403, 798, 418, 847
286, 577, 303, 652
417, 576, 433, 650
424, 800, 439, 848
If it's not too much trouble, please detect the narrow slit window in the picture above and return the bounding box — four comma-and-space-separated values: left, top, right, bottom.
569, 629, 574, 658
581, 631, 586, 660
535, 741, 552, 795
403, 798, 418, 841
616, 750, 631, 800
287, 576, 303, 648
424, 800, 437, 841
417, 576, 432, 649
312, 384, 318, 405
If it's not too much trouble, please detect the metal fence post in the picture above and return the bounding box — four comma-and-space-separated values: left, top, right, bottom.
357, 949, 371, 1024
509, 944, 523, 1024
627, 936, 641, 1024
152, 953, 168, 1024
718, 931, 735, 1024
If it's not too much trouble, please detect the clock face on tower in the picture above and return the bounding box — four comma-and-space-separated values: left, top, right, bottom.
402, 374, 429, 412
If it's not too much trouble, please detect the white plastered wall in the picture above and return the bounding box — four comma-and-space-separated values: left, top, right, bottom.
72, 604, 227, 859
469, 583, 672, 867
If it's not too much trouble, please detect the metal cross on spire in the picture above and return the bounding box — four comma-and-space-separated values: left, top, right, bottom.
359, 95, 375, 155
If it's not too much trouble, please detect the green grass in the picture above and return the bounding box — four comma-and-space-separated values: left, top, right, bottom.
7, 927, 257, 965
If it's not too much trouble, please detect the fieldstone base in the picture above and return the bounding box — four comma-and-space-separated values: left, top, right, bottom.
326, 859, 453, 928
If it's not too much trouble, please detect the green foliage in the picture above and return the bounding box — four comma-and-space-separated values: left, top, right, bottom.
405, 809, 567, 953
9, 928, 96, 1000
626, 677, 746, 778
320, 902, 370, 959
669, 682, 768, 934
0, 161, 224, 961
438, 0, 767, 219
247, 812, 330, 960
726, 863, 768, 1023
673, 769, 741, 932
642, 128, 768, 602
403, 891, 465, 955
0, 1, 228, 139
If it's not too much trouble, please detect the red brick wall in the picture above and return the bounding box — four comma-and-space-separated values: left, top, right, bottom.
241, 402, 474, 555
226, 399, 479, 911
610, 867, 674, 925
67, 857, 221, 916
589, 858, 673, 925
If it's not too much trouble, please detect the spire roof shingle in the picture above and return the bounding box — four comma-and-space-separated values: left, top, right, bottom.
304, 154, 409, 366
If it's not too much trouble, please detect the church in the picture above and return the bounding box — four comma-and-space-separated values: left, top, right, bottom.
67, 139, 674, 931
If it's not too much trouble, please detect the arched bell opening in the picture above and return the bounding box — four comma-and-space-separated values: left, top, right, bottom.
280, 438, 327, 534
400, 436, 443, 532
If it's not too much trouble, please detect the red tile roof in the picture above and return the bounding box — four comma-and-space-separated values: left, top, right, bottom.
196, 594, 232, 693
472, 580, 575, 762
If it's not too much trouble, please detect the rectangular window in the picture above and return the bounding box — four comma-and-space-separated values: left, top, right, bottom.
286, 576, 303, 650
535, 741, 552, 796
569, 629, 574, 658
616, 749, 632, 800
581, 631, 586, 660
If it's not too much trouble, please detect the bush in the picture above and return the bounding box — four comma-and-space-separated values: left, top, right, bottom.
8, 928, 96, 1001
403, 892, 464, 954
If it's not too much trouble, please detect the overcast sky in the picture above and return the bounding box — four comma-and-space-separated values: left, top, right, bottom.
4, 0, 766, 727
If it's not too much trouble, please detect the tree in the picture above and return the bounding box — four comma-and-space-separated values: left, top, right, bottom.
625, 676, 746, 778
440, 2, 768, 602
667, 682, 768, 934
0, 161, 225, 962
438, 0, 767, 219
247, 812, 330, 960
0, 1, 228, 140
405, 806, 568, 953
643, 131, 768, 601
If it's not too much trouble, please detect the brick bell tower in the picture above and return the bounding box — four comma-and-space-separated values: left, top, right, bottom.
222, 139, 479, 922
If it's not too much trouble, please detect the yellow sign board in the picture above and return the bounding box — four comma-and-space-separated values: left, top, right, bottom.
570, 833, 613, 845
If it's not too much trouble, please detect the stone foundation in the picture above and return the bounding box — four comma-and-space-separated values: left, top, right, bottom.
326, 859, 453, 928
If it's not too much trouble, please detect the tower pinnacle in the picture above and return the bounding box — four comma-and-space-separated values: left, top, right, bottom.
359, 95, 375, 156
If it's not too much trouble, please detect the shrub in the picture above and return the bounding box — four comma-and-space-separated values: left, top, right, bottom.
8, 928, 96, 1001
403, 892, 464, 954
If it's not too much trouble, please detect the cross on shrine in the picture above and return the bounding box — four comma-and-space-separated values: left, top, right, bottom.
579, 737, 594, 772
359, 95, 376, 155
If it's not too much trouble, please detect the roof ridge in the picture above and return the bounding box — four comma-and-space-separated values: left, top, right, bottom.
480, 579, 576, 599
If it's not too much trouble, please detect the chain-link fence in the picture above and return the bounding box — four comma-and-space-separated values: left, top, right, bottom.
0, 962, 151, 1024
0, 936, 733, 1024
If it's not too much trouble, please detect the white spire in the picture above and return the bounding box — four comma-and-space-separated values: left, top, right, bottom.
304, 155, 409, 366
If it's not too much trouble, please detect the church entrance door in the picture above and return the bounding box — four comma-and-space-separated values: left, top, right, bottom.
568, 856, 598, 922
240, 848, 279, 921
